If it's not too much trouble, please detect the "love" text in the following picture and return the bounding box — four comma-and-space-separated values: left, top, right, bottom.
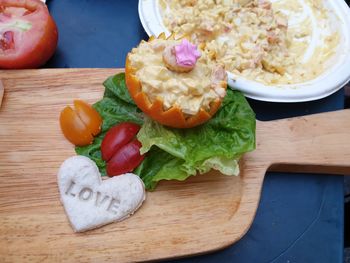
65, 181, 120, 214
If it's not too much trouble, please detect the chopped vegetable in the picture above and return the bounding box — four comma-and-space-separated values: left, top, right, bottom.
101, 122, 141, 161
106, 139, 144, 176
101, 122, 144, 176
74, 100, 103, 136
60, 100, 102, 146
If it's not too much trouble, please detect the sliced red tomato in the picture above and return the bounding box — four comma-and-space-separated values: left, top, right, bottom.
101, 122, 141, 161
101, 122, 144, 176
106, 140, 145, 176
0, 0, 58, 69
59, 100, 102, 146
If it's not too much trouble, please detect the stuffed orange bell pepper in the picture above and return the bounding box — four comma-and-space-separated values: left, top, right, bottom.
125, 33, 227, 129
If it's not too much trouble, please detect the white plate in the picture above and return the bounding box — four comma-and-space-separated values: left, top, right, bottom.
138, 0, 350, 102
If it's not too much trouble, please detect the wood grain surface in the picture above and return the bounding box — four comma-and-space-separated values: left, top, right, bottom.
0, 80, 3, 108
0, 69, 349, 263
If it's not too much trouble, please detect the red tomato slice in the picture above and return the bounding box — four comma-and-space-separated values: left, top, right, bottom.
0, 0, 58, 69
101, 122, 141, 161
106, 139, 145, 176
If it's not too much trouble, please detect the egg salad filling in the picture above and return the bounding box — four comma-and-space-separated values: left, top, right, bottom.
160, 0, 339, 85
128, 38, 226, 115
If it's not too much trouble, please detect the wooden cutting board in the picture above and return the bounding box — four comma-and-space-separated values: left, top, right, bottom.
0, 69, 350, 262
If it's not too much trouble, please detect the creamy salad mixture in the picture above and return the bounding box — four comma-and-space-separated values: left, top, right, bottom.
160, 0, 339, 85
128, 38, 226, 115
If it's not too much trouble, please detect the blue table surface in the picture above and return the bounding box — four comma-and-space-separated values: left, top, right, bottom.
46, 1, 345, 262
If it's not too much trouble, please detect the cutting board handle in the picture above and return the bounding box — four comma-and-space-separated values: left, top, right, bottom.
257, 109, 350, 175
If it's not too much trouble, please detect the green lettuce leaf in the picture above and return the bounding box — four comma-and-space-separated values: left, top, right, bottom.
75, 74, 143, 176
75, 73, 256, 190
137, 89, 256, 184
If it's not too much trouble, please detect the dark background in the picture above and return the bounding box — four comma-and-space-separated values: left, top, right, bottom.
344, 2, 350, 262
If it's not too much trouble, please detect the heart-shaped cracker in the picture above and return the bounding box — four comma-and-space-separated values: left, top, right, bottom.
57, 156, 145, 232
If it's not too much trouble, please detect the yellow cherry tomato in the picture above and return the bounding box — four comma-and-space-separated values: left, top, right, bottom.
74, 100, 102, 136
59, 100, 102, 146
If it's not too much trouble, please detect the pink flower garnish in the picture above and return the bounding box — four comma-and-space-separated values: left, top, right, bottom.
174, 39, 201, 68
